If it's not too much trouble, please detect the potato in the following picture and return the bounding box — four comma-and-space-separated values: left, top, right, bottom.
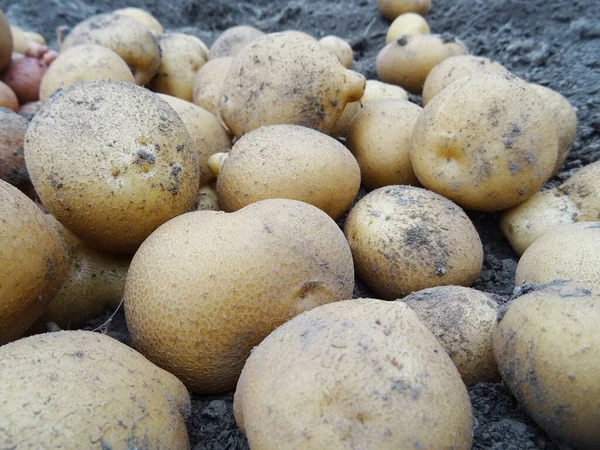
113, 7, 163, 36
25, 31, 45, 45
344, 185, 483, 299
378, 0, 431, 20
2, 55, 47, 103
216, 125, 360, 219
411, 73, 558, 211
0, 330, 190, 448
318, 35, 353, 68
515, 222, 600, 292
403, 286, 499, 384
219, 32, 365, 138
24, 80, 200, 254
0, 81, 18, 111
422, 55, 509, 105
61, 13, 160, 86
329, 100, 361, 137
158, 94, 231, 186
40, 44, 136, 103
196, 184, 219, 211
0, 180, 66, 344
149, 33, 208, 101
0, 108, 29, 187
361, 79, 408, 104
192, 57, 234, 117
493, 281, 600, 450
386, 12, 430, 43
125, 199, 354, 393
346, 99, 421, 190
0, 10, 12, 71
9, 25, 28, 54
529, 83, 577, 173
18, 100, 40, 116
234, 299, 473, 449
209, 25, 265, 60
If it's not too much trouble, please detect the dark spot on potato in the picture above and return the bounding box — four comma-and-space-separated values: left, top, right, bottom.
44, 258, 58, 281
396, 36, 408, 46
440, 33, 457, 44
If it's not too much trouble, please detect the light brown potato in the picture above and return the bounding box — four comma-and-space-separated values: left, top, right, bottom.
0, 180, 66, 344
9, 25, 28, 54
18, 100, 40, 116
196, 184, 219, 211
361, 79, 409, 104
411, 73, 558, 211
0, 108, 29, 187
125, 199, 354, 394
344, 185, 483, 299
0, 81, 18, 111
219, 32, 365, 138
216, 125, 360, 219
235, 299, 473, 450
113, 7, 163, 36
40, 44, 136, 103
0, 10, 12, 71
494, 281, 600, 450
403, 286, 499, 385
378, 0, 431, 20
149, 33, 208, 101
209, 25, 265, 60
24, 80, 200, 254
346, 99, 421, 190
422, 55, 509, 105
192, 57, 234, 117
318, 35, 353, 68
61, 13, 160, 86
386, 13, 430, 43
376, 34, 468, 94
0, 330, 191, 449
515, 222, 600, 292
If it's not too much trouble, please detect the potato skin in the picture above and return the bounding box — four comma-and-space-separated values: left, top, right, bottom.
0, 108, 29, 187
209, 25, 264, 60
361, 79, 408, 104
386, 12, 430, 43
411, 73, 558, 211
113, 7, 163, 36
378, 0, 431, 20
192, 57, 234, 117
125, 199, 354, 394
217, 125, 360, 219
344, 185, 483, 299
0, 181, 66, 344
0, 10, 12, 72
0, 81, 18, 111
234, 299, 473, 450
24, 80, 200, 254
318, 35, 353, 68
0, 330, 190, 449
493, 282, 600, 450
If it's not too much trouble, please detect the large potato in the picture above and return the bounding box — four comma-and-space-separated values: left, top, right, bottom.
0, 331, 190, 449
0, 10, 12, 71
113, 7, 163, 36
344, 185, 483, 299
216, 125, 360, 219
0, 108, 29, 187
209, 25, 264, 60
192, 57, 234, 117
219, 32, 365, 138
494, 281, 600, 450
378, 0, 431, 20
411, 73, 558, 211
0, 180, 66, 344
125, 199, 354, 394
235, 299, 473, 450
24, 80, 200, 254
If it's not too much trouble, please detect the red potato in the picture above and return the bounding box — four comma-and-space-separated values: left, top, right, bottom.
0, 81, 19, 111
1, 56, 47, 103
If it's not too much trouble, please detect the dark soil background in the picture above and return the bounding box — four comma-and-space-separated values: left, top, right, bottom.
3, 0, 599, 448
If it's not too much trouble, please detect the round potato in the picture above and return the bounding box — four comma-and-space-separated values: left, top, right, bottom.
40, 44, 135, 103
216, 125, 360, 219
192, 57, 234, 117
0, 81, 18, 111
344, 185, 483, 299
219, 32, 365, 138
61, 13, 160, 86
235, 299, 473, 450
0, 180, 66, 344
113, 7, 163, 36
209, 25, 264, 60
125, 199, 354, 394
386, 13, 430, 43
0, 330, 190, 448
361, 79, 409, 104
319, 35, 353, 68
24, 80, 200, 254
403, 286, 499, 385
9, 25, 28, 54
0, 10, 12, 71
411, 73, 558, 211
346, 99, 421, 190
494, 281, 600, 450
0, 108, 29, 187
25, 31, 45, 45
378, 0, 431, 20
422, 55, 509, 105
376, 34, 468, 94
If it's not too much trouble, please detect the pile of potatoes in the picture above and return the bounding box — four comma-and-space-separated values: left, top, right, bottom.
0, 2, 598, 450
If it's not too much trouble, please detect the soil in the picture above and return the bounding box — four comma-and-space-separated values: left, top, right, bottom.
3, 0, 599, 448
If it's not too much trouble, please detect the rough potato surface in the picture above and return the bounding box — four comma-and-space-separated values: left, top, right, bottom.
0, 108, 29, 187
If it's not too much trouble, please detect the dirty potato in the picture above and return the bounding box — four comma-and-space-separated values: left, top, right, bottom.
209, 25, 265, 60
0, 108, 29, 187
319, 35, 353, 68
192, 57, 234, 117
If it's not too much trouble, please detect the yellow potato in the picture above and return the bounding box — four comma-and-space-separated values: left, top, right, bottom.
209, 25, 264, 60
361, 79, 408, 104
9, 25, 28, 54
113, 7, 163, 36
192, 57, 234, 117
0, 11, 12, 71
329, 100, 361, 137
318, 35, 353, 68
24, 31, 45, 45
386, 13, 430, 43
378, 0, 432, 20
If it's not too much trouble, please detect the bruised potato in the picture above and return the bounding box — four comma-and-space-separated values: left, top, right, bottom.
209, 25, 264, 60
113, 7, 163, 36
0, 108, 29, 187
378, 0, 431, 20
192, 57, 234, 117
386, 13, 430, 43
361, 79, 408, 104
0, 10, 12, 71
319, 35, 353, 68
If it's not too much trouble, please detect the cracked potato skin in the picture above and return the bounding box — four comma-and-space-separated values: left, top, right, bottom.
234, 299, 473, 450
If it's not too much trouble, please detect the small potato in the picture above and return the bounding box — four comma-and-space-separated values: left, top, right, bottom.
361, 79, 409, 104
61, 13, 160, 86
2, 55, 47, 103
216, 125, 360, 219
0, 81, 18, 111
318, 35, 353, 68
9, 25, 28, 54
149, 33, 208, 101
209, 25, 264, 60
0, 108, 29, 187
113, 7, 163, 36
515, 222, 600, 292
235, 299, 473, 450
196, 184, 219, 211
0, 10, 12, 71
346, 99, 421, 190
411, 73, 558, 211
403, 286, 500, 385
422, 55, 509, 105
192, 57, 234, 117
0, 331, 190, 449
494, 281, 600, 450
376, 34, 468, 94
344, 185, 483, 299
18, 101, 40, 116
24, 31, 45, 45
386, 13, 430, 43
378, 0, 432, 20
40, 45, 135, 103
